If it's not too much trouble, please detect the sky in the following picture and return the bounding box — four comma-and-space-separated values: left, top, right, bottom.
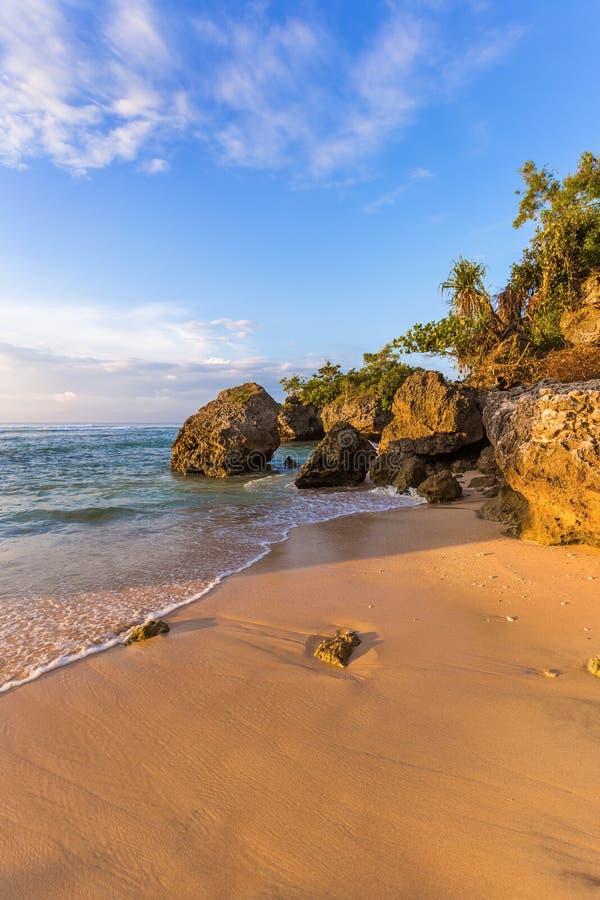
1, 0, 599, 423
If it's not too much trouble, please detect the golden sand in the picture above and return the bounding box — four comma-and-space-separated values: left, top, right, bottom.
1, 498, 599, 898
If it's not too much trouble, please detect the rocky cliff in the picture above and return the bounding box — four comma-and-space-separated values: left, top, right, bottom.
560, 273, 600, 346
171, 383, 280, 477
483, 380, 600, 544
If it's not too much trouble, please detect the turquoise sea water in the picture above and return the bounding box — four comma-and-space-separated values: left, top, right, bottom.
0, 425, 418, 691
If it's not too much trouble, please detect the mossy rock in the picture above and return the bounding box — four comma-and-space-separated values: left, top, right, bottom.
225, 384, 258, 405
587, 656, 600, 677
314, 631, 361, 668
123, 618, 170, 646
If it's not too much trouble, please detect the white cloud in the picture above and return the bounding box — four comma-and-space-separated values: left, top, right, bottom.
1, 299, 258, 365
53, 390, 77, 403
142, 156, 170, 173
0, 0, 522, 178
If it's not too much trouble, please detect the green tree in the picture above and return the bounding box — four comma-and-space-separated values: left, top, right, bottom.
512, 152, 600, 317
395, 152, 600, 375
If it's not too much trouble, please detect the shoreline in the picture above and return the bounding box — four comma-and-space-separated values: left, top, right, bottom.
0, 485, 420, 696
1, 499, 599, 897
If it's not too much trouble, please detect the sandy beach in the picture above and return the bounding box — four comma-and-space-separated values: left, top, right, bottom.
1, 497, 599, 899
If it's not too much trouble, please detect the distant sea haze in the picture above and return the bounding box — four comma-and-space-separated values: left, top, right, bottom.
0, 425, 419, 692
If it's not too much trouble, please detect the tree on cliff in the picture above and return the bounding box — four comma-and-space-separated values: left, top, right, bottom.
280, 348, 418, 410
394, 151, 600, 380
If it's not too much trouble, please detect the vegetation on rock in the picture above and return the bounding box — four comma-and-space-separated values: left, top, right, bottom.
280, 153, 599, 397
281, 346, 420, 411
393, 152, 600, 385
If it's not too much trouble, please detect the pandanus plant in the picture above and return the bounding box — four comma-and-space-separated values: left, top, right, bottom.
440, 257, 494, 322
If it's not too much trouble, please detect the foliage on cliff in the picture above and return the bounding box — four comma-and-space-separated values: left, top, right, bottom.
394, 152, 600, 384
280, 345, 420, 410
281, 153, 600, 399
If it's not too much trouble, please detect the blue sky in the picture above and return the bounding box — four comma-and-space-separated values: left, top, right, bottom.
1, 0, 599, 422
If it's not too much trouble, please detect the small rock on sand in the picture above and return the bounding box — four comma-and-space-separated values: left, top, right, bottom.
587, 657, 600, 677
123, 618, 170, 645
542, 669, 560, 678
314, 631, 361, 668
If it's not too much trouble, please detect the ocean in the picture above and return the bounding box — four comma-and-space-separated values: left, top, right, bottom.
0, 424, 419, 692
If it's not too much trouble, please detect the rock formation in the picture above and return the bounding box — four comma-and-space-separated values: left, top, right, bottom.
392, 457, 430, 494
278, 398, 324, 442
560, 273, 600, 346
295, 423, 376, 489
369, 436, 484, 492
171, 383, 280, 477
321, 393, 392, 440
482, 380, 600, 544
379, 370, 483, 454
416, 471, 463, 504
471, 445, 503, 497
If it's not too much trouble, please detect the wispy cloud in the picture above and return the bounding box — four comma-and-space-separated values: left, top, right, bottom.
364, 166, 434, 214
0, 1, 522, 178
0, 0, 188, 174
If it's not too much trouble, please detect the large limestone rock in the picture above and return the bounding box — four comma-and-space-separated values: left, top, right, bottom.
483, 380, 600, 545
278, 398, 324, 442
295, 423, 376, 489
321, 394, 392, 440
561, 273, 600, 346
171, 383, 280, 477
379, 371, 483, 454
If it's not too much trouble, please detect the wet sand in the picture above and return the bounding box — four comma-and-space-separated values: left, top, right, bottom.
1, 497, 599, 898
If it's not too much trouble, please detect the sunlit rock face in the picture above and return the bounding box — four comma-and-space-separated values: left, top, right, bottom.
483, 380, 600, 545
561, 273, 600, 346
379, 370, 483, 454
321, 393, 391, 441
171, 383, 280, 477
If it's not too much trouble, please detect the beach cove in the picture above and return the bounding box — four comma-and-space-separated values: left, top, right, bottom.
1, 498, 599, 899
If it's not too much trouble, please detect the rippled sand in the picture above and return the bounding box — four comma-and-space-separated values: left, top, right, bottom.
1, 498, 599, 898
